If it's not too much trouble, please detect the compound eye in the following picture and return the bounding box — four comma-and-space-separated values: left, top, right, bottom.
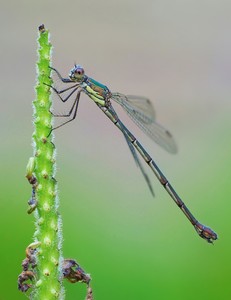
69, 65, 85, 81
75, 66, 84, 76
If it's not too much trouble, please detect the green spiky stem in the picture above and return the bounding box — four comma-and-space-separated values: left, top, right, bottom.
31, 25, 64, 299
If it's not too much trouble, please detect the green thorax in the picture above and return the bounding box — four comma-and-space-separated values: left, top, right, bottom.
87, 77, 110, 97
88, 77, 108, 90
83, 76, 111, 106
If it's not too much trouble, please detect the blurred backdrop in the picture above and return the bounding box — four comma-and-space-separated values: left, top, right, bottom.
0, 1, 230, 299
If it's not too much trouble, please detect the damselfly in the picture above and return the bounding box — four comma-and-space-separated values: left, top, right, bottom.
47, 64, 217, 243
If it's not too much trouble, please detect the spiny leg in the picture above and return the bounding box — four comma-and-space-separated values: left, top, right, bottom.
50, 90, 81, 133
51, 91, 79, 118
49, 66, 73, 83
45, 82, 80, 103
46, 67, 82, 135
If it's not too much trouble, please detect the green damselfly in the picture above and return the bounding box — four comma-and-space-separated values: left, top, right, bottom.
47, 64, 217, 243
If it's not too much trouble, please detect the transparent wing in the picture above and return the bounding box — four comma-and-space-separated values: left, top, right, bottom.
112, 93, 156, 124
111, 93, 177, 154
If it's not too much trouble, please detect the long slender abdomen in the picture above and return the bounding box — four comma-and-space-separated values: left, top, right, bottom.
98, 105, 217, 243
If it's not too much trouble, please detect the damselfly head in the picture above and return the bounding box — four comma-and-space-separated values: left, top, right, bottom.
69, 64, 85, 81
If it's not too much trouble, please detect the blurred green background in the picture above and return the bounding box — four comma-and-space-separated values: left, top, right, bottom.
1, 1, 230, 299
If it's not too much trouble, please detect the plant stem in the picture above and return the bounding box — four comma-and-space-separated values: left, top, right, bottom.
31, 24, 64, 300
